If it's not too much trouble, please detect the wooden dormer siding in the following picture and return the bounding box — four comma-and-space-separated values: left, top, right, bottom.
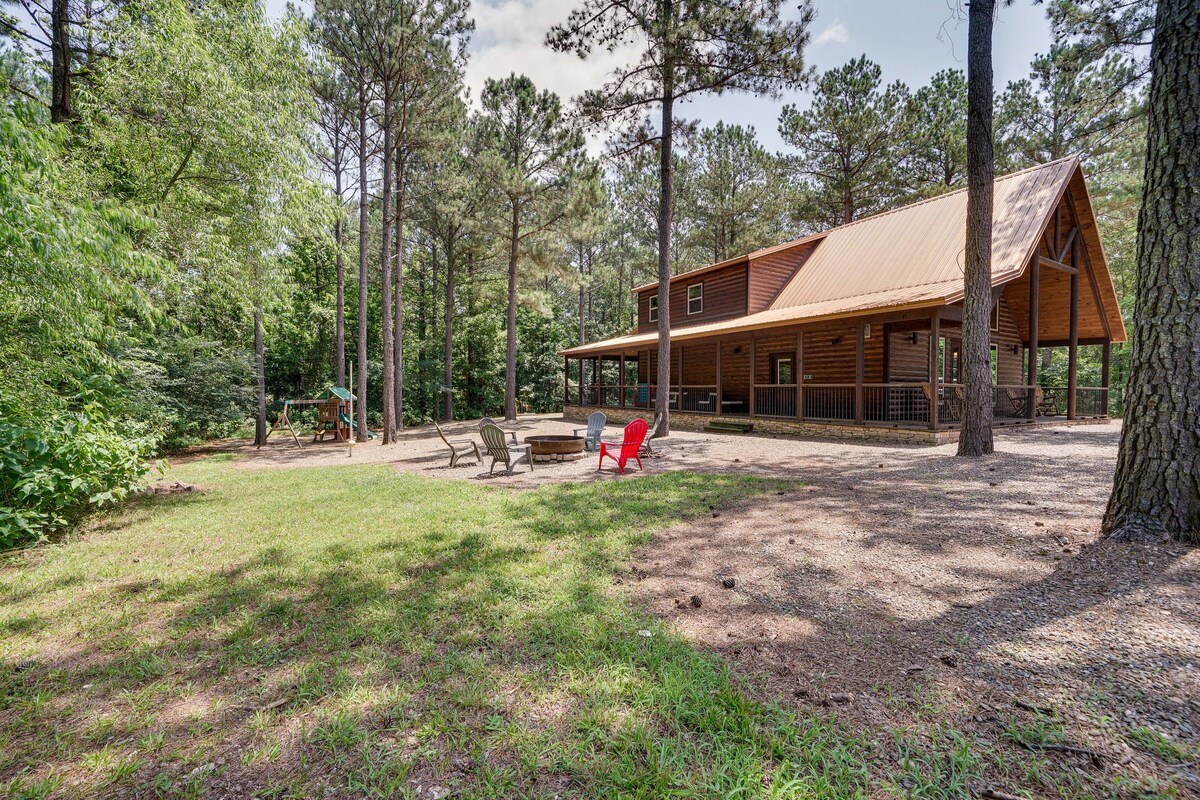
747, 241, 820, 313
636, 263, 747, 333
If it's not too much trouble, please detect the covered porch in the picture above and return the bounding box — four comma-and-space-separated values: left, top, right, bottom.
562, 304, 1112, 434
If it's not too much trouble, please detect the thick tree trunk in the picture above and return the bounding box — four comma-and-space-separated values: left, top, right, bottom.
254, 305, 267, 446
957, 0, 996, 457
356, 89, 369, 441
335, 165, 346, 388
1103, 0, 1200, 544
393, 160, 405, 431
504, 203, 520, 421
652, 70, 674, 438
380, 98, 397, 443
443, 241, 455, 421
50, 0, 72, 123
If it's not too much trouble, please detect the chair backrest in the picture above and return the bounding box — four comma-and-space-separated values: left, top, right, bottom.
480, 424, 510, 460
433, 421, 452, 446
479, 417, 498, 431
587, 411, 606, 437
620, 418, 649, 454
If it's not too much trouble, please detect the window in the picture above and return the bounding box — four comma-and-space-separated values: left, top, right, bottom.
991, 343, 999, 385
648, 294, 658, 322
991, 300, 1001, 332
687, 283, 703, 314
772, 354, 794, 384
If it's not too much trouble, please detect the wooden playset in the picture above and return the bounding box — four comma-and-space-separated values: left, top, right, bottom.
259, 387, 372, 449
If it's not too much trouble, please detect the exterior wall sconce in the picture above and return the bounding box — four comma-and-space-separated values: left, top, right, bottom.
830, 336, 842, 346
907, 332, 919, 344
1009, 344, 1020, 354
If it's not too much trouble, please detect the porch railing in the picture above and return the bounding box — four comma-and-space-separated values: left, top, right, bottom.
571, 381, 1108, 426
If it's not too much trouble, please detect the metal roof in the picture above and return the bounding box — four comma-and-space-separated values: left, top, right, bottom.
563, 157, 1124, 357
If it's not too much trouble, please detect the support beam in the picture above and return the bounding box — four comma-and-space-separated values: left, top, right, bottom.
1027, 256, 1040, 421
619, 354, 626, 408
796, 330, 804, 421
1067, 238, 1080, 420
1038, 255, 1079, 274
1101, 341, 1111, 416
563, 357, 569, 408
855, 322, 865, 425
749, 336, 757, 418
715, 339, 722, 409
928, 312, 940, 430
577, 358, 583, 405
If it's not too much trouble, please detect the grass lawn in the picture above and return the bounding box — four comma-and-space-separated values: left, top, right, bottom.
1, 456, 1081, 799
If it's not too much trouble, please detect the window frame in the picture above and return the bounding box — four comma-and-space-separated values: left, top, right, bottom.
771, 353, 795, 385
686, 283, 703, 315
648, 294, 658, 322
991, 300, 1001, 332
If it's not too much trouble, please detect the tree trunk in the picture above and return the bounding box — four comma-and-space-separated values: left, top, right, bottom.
957, 0, 996, 457
380, 97, 397, 443
50, 0, 72, 123
443, 239, 455, 421
1103, 0, 1200, 544
393, 158, 405, 431
652, 36, 674, 439
356, 87, 369, 442
335, 164, 346, 388
504, 203, 520, 420
254, 305, 267, 446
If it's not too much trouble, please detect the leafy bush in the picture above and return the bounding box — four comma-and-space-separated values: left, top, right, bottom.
0, 406, 159, 548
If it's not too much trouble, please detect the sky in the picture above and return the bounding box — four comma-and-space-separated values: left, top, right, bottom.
279, 0, 1054, 153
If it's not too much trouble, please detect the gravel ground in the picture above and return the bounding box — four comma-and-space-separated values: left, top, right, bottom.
216, 415, 1199, 796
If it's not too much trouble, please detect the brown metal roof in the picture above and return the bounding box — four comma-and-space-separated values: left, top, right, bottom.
563, 157, 1125, 357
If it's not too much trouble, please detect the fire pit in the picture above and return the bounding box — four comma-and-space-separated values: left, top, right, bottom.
525, 434, 585, 462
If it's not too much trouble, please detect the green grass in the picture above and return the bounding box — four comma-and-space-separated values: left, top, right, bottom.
0, 456, 1153, 799
0, 457, 884, 798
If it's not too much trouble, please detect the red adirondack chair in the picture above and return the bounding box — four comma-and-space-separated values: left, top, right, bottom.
598, 418, 649, 474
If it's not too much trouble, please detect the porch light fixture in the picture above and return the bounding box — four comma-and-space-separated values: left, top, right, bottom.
830, 336, 842, 346
1009, 344, 1020, 354
907, 332, 919, 344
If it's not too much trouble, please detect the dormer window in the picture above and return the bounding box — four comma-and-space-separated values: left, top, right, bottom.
648, 294, 658, 322
687, 283, 703, 314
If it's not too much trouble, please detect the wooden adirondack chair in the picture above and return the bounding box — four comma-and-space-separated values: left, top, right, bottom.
478, 417, 518, 456
573, 411, 606, 452
598, 418, 648, 474
480, 424, 533, 475
435, 421, 481, 467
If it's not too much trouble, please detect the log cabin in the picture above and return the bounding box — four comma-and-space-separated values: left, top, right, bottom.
559, 156, 1127, 444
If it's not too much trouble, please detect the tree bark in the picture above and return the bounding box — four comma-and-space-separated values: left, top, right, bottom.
652, 14, 674, 439
380, 96, 397, 443
254, 305, 267, 446
393, 157, 405, 431
443, 239, 455, 421
335, 162, 346, 388
1103, 0, 1200, 544
356, 86, 370, 442
957, 0, 996, 457
50, 0, 72, 123
504, 202, 520, 420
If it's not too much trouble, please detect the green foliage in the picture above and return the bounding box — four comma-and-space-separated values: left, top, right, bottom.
779, 55, 911, 228
0, 402, 156, 547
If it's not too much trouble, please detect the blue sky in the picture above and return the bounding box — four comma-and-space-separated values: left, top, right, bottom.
279, 0, 1053, 153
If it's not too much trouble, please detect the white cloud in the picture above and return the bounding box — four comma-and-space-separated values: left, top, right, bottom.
813, 20, 849, 46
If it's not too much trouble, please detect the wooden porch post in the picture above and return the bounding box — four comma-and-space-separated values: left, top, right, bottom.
619, 354, 626, 408
749, 336, 757, 418
929, 312, 940, 430
715, 339, 722, 410
563, 357, 569, 407
1027, 256, 1040, 421
578, 359, 584, 405
1067, 237, 1080, 420
1101, 341, 1111, 416
796, 330, 804, 421
855, 322, 865, 424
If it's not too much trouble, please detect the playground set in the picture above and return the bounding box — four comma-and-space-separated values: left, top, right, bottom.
259, 386, 374, 449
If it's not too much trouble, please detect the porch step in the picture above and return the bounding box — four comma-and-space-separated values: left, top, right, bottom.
705, 420, 755, 434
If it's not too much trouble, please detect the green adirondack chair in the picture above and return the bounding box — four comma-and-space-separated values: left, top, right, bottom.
480, 424, 533, 475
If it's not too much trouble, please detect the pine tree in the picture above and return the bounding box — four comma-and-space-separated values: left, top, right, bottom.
548, 0, 813, 437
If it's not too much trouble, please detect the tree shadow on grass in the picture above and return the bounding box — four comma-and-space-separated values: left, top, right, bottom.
1, 469, 870, 800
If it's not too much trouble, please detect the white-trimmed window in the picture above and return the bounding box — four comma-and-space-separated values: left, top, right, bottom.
687, 283, 703, 314
991, 300, 1001, 332
648, 294, 658, 322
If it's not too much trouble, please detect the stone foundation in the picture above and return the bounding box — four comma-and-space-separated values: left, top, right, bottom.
562, 405, 1110, 446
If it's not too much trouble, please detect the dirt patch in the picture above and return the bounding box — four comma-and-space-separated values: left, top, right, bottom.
631, 423, 1200, 797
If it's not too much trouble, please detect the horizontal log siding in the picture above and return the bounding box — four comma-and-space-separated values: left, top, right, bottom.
887, 329, 932, 382
637, 263, 747, 333
747, 242, 818, 313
